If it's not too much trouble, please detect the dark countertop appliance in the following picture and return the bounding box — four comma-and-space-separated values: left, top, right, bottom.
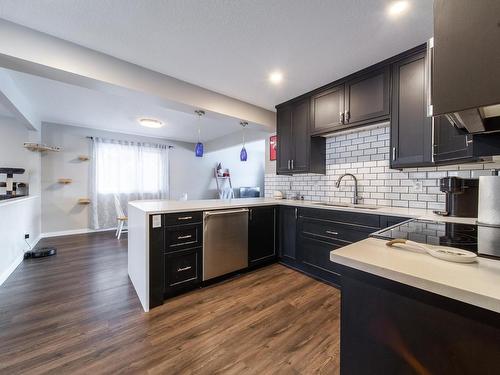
0, 168, 26, 198
434, 177, 478, 217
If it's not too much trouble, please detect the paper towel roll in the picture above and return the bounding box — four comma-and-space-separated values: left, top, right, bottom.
477, 225, 500, 257
478, 176, 500, 226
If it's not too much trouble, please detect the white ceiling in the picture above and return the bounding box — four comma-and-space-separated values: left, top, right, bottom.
3, 68, 248, 143
0, 0, 434, 111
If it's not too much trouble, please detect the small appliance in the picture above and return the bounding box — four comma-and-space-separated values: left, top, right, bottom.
434, 177, 479, 217
24, 247, 57, 259
0, 167, 26, 196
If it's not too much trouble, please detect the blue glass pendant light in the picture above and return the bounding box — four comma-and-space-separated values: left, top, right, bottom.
194, 110, 205, 157
240, 121, 248, 161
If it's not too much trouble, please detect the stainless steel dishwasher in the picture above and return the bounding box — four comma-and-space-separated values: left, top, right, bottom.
203, 208, 248, 281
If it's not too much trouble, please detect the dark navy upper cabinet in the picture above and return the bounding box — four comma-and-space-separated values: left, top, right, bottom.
276, 99, 326, 175
310, 84, 345, 134
345, 66, 390, 127
390, 48, 433, 169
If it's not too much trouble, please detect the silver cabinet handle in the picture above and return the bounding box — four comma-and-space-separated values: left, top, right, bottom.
340, 112, 344, 124
177, 235, 192, 240
465, 135, 473, 146
178, 216, 192, 221
249, 208, 253, 221
295, 207, 298, 219
425, 37, 434, 117
288, 160, 291, 170
326, 230, 339, 236
291, 159, 294, 170
392, 147, 397, 160
345, 110, 350, 122
177, 266, 192, 272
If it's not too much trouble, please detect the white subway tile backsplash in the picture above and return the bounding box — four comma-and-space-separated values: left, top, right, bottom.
265, 124, 493, 210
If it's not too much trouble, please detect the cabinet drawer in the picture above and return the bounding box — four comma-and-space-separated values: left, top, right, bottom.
165, 248, 201, 289
299, 207, 380, 228
165, 224, 202, 252
165, 211, 202, 226
300, 216, 378, 244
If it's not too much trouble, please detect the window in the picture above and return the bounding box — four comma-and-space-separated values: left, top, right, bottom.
95, 141, 167, 194
90, 137, 170, 229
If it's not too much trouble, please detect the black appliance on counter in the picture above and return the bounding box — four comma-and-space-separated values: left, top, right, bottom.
434, 177, 479, 217
371, 219, 500, 260
0, 167, 26, 197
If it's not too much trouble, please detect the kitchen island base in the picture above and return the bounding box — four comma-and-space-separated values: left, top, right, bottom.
339, 266, 500, 375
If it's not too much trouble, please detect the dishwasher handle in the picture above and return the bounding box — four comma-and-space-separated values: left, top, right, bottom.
203, 208, 249, 218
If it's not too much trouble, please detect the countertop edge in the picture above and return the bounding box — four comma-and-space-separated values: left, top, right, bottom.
330, 249, 500, 314
0, 195, 39, 207
129, 199, 476, 224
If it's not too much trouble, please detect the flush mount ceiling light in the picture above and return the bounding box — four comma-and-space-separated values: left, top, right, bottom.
269, 71, 283, 85
138, 118, 164, 128
387, 0, 410, 17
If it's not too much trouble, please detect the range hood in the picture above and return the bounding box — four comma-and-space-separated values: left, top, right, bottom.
445, 105, 500, 134
431, 0, 500, 134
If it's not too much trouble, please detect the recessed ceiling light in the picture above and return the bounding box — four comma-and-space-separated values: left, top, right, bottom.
269, 71, 283, 84
138, 118, 164, 128
387, 1, 409, 17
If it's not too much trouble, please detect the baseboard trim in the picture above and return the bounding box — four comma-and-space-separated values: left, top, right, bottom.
0, 236, 42, 287
41, 227, 118, 238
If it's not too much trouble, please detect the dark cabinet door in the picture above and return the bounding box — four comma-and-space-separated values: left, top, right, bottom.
310, 84, 345, 134
248, 207, 276, 266
279, 206, 297, 261
345, 66, 390, 126
290, 98, 310, 173
433, 115, 473, 163
296, 235, 342, 287
276, 105, 293, 174
390, 50, 433, 168
164, 247, 201, 295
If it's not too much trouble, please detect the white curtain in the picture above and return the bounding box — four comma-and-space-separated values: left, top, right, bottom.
90, 137, 169, 229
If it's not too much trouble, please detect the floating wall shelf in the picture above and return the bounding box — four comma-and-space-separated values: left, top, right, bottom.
24, 143, 61, 152
77, 198, 91, 205
58, 178, 73, 184
78, 155, 90, 161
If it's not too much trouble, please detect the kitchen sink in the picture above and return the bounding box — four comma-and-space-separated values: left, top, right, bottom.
312, 202, 380, 210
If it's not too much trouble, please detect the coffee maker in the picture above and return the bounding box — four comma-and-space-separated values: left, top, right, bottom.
435, 177, 479, 217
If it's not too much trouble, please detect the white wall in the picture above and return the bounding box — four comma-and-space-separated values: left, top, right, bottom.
41, 123, 267, 234
205, 130, 266, 197
0, 117, 41, 285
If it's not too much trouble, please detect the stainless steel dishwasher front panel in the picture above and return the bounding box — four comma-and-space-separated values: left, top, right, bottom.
203, 208, 249, 281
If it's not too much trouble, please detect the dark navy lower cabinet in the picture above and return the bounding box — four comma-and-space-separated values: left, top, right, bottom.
248, 206, 277, 267
279, 208, 408, 288
340, 266, 500, 374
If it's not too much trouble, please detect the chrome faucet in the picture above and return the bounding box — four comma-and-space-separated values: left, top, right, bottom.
335, 173, 359, 205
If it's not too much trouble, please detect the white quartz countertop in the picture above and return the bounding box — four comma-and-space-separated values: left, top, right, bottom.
330, 238, 500, 313
129, 198, 477, 224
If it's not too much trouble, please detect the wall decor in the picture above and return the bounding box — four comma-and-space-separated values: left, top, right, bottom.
270, 135, 277, 161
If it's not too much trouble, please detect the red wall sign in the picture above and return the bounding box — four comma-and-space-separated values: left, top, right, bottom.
270, 135, 277, 161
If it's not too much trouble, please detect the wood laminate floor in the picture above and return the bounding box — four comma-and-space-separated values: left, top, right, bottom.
0, 232, 340, 374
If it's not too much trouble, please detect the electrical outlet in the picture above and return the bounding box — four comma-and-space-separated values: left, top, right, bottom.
24, 233, 29, 239
413, 180, 423, 193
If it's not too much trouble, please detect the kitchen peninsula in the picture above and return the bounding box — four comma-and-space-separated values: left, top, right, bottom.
127, 198, 496, 310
